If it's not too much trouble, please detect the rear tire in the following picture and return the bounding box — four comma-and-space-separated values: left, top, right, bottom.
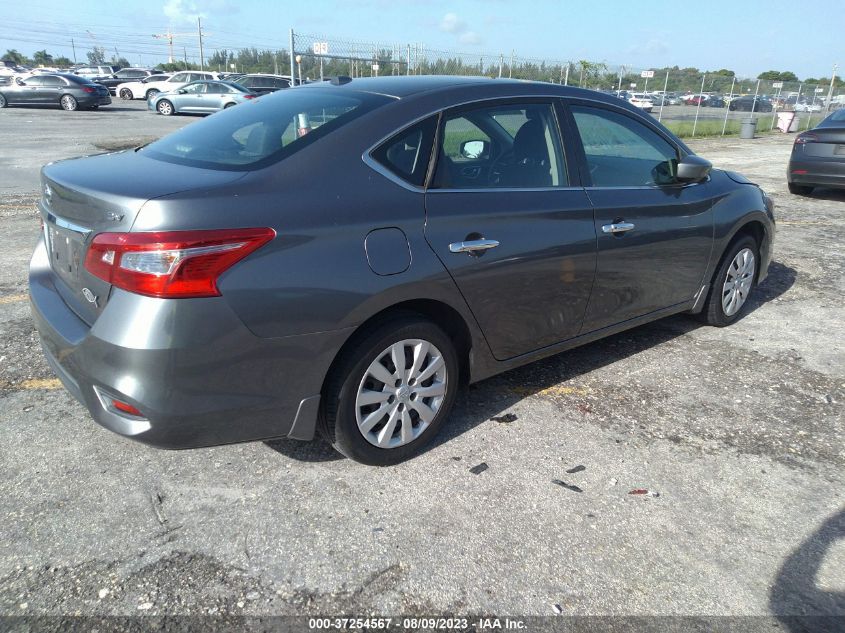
0, 93, 6, 108
223, 102, 236, 109
60, 95, 78, 111
145, 89, 159, 100
119, 88, 133, 100
320, 316, 459, 465
788, 182, 813, 195
699, 235, 759, 327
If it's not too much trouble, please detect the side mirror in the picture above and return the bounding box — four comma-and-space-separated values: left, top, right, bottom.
676, 154, 712, 182
177, 88, 187, 94
460, 139, 489, 160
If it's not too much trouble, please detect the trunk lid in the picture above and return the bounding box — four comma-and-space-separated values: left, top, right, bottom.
40, 150, 247, 325
799, 127, 845, 158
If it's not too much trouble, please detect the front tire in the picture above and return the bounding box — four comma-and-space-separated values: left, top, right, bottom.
157, 99, 174, 116
119, 88, 133, 100
321, 316, 460, 465
699, 236, 759, 327
0, 93, 6, 108
788, 182, 813, 195
60, 95, 78, 111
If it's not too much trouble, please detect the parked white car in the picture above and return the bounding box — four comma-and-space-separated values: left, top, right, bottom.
117, 71, 221, 100
628, 93, 654, 112
115, 73, 174, 100
794, 102, 822, 113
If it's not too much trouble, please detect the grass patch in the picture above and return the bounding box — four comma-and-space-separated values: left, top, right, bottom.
662, 111, 825, 138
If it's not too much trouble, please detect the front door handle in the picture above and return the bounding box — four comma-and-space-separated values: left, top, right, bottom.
601, 222, 635, 234
449, 238, 500, 254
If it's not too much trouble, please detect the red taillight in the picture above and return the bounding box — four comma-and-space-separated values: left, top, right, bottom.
794, 133, 818, 145
82, 86, 96, 94
112, 399, 142, 416
243, 94, 256, 99
84, 228, 276, 298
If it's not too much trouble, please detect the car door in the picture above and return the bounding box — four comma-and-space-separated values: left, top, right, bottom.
424, 99, 597, 361
16, 76, 45, 104
176, 82, 207, 112
564, 101, 714, 333
40, 75, 65, 104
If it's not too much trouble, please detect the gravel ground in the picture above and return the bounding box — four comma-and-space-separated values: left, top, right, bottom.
0, 102, 842, 627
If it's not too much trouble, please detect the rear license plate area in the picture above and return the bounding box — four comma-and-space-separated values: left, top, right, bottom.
834, 145, 845, 156
47, 225, 83, 284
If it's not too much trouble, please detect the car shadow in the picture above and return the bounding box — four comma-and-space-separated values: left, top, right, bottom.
266, 259, 796, 463
802, 188, 845, 202
769, 507, 845, 633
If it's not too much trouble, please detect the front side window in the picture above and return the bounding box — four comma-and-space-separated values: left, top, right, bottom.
432, 102, 566, 189
181, 82, 206, 94
371, 117, 437, 187
571, 105, 678, 187
143, 89, 391, 170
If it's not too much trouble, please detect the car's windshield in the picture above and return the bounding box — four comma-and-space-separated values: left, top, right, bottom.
142, 88, 393, 171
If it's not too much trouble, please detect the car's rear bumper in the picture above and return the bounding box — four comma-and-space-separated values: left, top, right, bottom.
29, 236, 348, 448
788, 157, 845, 188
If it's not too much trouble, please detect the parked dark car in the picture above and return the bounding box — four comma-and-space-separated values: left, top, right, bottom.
95, 68, 154, 95
729, 96, 773, 112
233, 73, 292, 95
787, 108, 845, 194
0, 73, 111, 110
29, 76, 775, 464
706, 95, 726, 107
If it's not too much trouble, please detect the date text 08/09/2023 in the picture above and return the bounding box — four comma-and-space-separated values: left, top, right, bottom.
308, 617, 528, 630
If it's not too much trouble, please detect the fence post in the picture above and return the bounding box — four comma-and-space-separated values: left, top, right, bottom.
658, 70, 669, 122
721, 76, 736, 135
498, 54, 503, 78
692, 74, 706, 137
289, 29, 295, 83
563, 64, 569, 86
751, 79, 760, 115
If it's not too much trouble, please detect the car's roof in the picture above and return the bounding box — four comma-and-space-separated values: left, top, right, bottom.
299, 74, 623, 104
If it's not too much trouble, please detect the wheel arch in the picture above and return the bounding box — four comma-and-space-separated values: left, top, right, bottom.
320, 298, 474, 400
724, 217, 770, 283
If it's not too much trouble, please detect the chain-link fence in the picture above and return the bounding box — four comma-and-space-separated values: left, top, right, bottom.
289, 30, 843, 138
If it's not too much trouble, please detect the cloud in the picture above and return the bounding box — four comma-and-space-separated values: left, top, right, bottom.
439, 12, 483, 46
439, 12, 466, 34
459, 31, 481, 45
163, 0, 239, 24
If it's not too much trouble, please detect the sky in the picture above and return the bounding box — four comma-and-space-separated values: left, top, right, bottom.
1, 0, 839, 79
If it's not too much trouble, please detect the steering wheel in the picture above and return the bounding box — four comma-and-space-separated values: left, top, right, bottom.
488, 150, 515, 186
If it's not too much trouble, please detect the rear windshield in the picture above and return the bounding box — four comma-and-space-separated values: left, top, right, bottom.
142, 89, 392, 171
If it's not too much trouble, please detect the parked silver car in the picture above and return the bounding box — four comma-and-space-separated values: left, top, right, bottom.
148, 80, 257, 115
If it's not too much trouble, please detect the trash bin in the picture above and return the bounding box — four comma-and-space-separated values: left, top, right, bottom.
777, 111, 799, 133
740, 118, 757, 139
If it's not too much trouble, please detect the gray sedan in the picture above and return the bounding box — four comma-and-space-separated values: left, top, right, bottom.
0, 73, 111, 111
148, 80, 257, 115
30, 76, 775, 465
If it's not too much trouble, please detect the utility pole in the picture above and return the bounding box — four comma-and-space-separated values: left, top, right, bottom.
71, 38, 76, 63
183, 46, 188, 70
825, 63, 839, 110
197, 18, 205, 71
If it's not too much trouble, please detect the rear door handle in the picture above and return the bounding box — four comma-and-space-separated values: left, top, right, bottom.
601, 222, 635, 234
449, 239, 500, 254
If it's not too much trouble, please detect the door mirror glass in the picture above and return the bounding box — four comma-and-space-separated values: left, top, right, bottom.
676, 155, 712, 182
460, 139, 489, 160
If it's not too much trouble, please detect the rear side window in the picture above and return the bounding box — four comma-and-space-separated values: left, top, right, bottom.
371, 117, 437, 187
570, 105, 678, 187
143, 89, 391, 171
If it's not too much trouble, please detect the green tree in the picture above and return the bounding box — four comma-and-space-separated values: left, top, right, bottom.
112, 56, 130, 69
54, 56, 73, 68
758, 70, 799, 82
3, 49, 28, 65
32, 50, 54, 66
87, 47, 106, 64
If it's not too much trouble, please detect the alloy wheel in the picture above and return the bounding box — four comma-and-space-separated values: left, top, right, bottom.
355, 339, 447, 449
60, 95, 77, 111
